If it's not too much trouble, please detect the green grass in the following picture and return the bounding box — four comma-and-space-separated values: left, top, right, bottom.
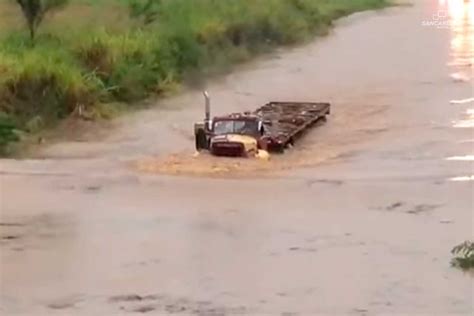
0, 0, 389, 153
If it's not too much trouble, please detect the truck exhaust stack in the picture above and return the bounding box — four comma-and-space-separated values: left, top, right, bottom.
203, 91, 210, 129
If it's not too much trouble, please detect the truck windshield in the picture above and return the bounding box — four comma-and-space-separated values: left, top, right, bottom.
213, 120, 258, 135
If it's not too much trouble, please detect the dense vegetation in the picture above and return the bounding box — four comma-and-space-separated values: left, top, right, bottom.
451, 241, 474, 270
0, 0, 388, 153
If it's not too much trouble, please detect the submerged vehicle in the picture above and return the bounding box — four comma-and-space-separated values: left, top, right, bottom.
194, 91, 330, 157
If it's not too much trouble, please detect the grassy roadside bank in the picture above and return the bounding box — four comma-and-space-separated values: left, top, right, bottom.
0, 0, 389, 154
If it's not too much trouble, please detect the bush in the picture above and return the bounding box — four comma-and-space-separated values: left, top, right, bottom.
0, 113, 18, 154
0, 47, 100, 126
451, 241, 474, 270
128, 0, 162, 25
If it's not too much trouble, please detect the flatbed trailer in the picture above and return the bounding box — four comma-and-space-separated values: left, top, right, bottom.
256, 101, 331, 152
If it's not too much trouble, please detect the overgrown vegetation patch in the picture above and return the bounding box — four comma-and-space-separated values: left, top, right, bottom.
451, 241, 474, 270
0, 0, 389, 153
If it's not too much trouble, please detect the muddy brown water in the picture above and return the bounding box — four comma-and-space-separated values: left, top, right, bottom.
1, 0, 473, 315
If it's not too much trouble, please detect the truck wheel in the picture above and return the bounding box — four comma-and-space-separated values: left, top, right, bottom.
195, 129, 208, 151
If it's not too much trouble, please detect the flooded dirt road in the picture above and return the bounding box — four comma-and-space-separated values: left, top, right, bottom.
1, 0, 473, 315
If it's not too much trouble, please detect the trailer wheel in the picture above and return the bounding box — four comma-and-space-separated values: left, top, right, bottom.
195, 128, 208, 151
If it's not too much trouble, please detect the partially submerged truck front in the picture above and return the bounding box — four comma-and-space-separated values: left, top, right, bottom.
194, 92, 263, 157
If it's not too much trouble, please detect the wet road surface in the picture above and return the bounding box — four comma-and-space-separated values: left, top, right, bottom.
1, 0, 473, 315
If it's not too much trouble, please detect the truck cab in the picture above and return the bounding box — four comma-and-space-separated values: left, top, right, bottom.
195, 113, 266, 157
194, 91, 329, 157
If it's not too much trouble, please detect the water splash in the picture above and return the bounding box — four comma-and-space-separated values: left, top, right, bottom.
446, 155, 474, 161
449, 175, 474, 181
452, 108, 474, 127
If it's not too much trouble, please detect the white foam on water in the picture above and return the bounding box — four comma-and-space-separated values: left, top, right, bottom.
449, 175, 474, 181
446, 155, 474, 161
450, 97, 474, 104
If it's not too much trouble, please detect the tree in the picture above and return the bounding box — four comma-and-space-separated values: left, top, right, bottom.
15, 0, 69, 41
